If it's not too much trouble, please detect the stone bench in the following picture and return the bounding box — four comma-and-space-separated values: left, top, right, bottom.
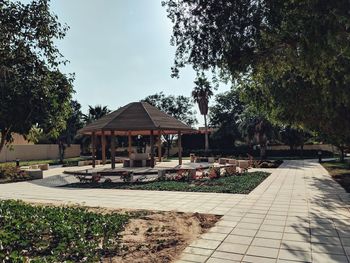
25, 169, 43, 179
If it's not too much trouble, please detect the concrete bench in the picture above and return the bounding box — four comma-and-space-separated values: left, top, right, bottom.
25, 169, 43, 179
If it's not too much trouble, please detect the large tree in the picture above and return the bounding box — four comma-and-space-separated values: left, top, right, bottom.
163, 0, 350, 157
0, 0, 73, 153
209, 89, 244, 149
57, 100, 84, 163
142, 92, 197, 156
192, 76, 213, 151
238, 108, 276, 160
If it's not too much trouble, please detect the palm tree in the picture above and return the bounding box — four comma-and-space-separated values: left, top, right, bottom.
83, 105, 111, 124
192, 76, 213, 151
82, 105, 111, 156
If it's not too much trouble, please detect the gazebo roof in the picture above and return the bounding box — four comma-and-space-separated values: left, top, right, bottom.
78, 102, 195, 136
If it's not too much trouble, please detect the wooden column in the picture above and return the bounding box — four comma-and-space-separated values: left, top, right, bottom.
91, 131, 96, 168
150, 130, 155, 168
101, 130, 106, 165
111, 131, 116, 169
158, 130, 162, 162
128, 131, 132, 157
178, 131, 182, 165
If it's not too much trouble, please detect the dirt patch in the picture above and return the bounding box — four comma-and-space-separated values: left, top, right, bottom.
110, 211, 220, 263
25, 201, 220, 263
322, 161, 350, 192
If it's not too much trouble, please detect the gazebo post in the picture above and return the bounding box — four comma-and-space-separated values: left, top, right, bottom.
158, 130, 162, 162
150, 130, 155, 168
91, 131, 96, 168
178, 131, 182, 165
128, 131, 132, 157
101, 130, 106, 165
111, 130, 116, 169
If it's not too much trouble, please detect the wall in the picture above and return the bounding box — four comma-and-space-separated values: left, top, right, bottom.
0, 144, 81, 162
269, 144, 336, 152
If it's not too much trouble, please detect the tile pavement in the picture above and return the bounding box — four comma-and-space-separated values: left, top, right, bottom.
0, 160, 349, 262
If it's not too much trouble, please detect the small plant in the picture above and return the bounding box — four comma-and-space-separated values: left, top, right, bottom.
0, 164, 30, 183
104, 178, 112, 183
207, 167, 220, 179
175, 169, 191, 181
120, 172, 133, 182
92, 173, 101, 182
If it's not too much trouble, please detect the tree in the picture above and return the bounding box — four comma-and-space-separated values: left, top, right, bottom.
81, 105, 111, 155
57, 100, 84, 163
163, 0, 350, 156
0, 0, 73, 154
239, 109, 276, 160
142, 92, 197, 157
192, 76, 213, 151
280, 126, 310, 152
83, 105, 111, 124
209, 89, 244, 149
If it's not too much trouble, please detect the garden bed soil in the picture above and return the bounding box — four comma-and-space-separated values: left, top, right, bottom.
322, 160, 350, 192
114, 211, 219, 262
26, 202, 220, 263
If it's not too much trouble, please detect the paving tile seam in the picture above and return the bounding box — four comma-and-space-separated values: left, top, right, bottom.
204, 166, 294, 263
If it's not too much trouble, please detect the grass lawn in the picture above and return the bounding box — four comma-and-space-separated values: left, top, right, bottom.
321, 160, 350, 192
64, 171, 270, 194
0, 200, 219, 262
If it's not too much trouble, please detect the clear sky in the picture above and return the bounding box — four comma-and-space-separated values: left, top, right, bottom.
46, 0, 229, 125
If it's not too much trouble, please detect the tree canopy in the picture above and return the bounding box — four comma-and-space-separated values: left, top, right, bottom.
0, 0, 73, 152
209, 89, 244, 148
163, 0, 350, 152
143, 92, 197, 127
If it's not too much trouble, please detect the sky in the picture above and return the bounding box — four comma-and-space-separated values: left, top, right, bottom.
44, 0, 230, 125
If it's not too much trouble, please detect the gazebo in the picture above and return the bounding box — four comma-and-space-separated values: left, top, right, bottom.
78, 102, 195, 168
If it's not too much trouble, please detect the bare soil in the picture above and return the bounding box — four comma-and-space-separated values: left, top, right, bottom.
112, 211, 219, 263
27, 201, 220, 263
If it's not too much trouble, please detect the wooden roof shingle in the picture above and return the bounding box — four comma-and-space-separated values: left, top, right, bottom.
78, 102, 195, 135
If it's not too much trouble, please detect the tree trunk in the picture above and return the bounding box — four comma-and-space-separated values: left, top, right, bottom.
0, 129, 9, 154
204, 114, 209, 152
300, 144, 304, 159
58, 140, 66, 164
260, 145, 267, 160
340, 147, 345, 162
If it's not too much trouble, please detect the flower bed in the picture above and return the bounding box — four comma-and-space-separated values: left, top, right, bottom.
64, 171, 270, 194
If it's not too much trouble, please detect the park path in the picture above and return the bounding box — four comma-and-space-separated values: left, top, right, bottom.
0, 160, 349, 262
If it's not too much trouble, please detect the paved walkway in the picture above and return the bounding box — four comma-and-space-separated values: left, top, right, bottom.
0, 160, 349, 262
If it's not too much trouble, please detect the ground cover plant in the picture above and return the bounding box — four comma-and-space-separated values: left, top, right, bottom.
0, 164, 31, 184
65, 171, 270, 194
322, 160, 350, 192
0, 200, 219, 263
0, 200, 129, 262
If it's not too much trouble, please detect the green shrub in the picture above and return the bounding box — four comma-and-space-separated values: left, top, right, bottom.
0, 164, 29, 182
0, 200, 130, 262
